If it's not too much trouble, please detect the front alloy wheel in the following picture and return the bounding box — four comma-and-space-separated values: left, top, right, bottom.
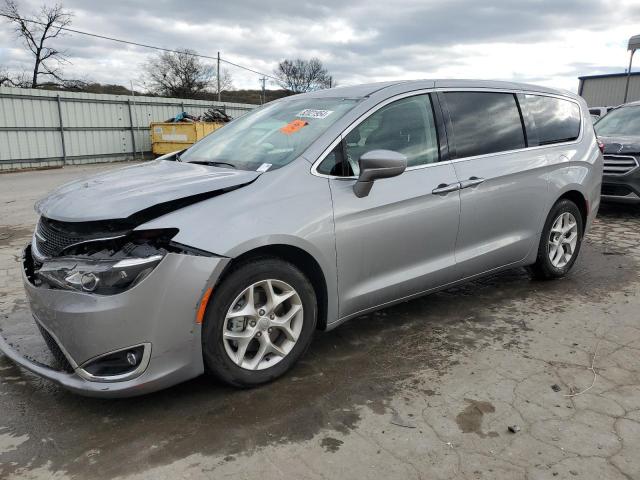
223, 279, 303, 370
202, 257, 317, 387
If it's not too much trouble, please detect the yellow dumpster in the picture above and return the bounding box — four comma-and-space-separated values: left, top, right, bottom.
150, 122, 223, 156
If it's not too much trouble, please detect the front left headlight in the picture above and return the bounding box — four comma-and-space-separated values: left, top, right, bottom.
36, 254, 164, 295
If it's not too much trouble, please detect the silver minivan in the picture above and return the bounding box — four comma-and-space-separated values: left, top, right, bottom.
1, 80, 602, 397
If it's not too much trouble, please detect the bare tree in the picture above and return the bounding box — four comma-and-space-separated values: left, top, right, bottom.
39, 77, 89, 91
0, 65, 29, 87
274, 58, 331, 94
1, 1, 72, 88
0, 66, 14, 86
1, 70, 32, 88
212, 69, 234, 95
143, 49, 233, 99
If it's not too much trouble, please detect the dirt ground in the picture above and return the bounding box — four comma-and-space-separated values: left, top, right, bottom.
0, 163, 639, 480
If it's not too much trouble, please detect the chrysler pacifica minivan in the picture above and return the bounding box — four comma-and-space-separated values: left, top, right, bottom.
0, 80, 602, 397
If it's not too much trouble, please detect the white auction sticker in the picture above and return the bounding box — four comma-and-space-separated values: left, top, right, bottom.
296, 109, 333, 119
256, 163, 272, 172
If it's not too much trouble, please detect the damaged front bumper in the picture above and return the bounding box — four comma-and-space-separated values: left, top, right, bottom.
0, 246, 228, 398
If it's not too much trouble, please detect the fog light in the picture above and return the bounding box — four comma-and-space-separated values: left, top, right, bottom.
82, 345, 145, 377
126, 351, 138, 366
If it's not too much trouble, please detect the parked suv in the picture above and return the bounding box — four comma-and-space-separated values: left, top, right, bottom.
594, 101, 640, 202
0, 80, 602, 397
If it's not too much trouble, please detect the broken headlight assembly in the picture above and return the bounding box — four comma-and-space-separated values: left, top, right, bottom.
33, 228, 178, 295
37, 254, 163, 294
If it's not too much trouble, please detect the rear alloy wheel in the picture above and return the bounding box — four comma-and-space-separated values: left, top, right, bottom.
202, 257, 316, 387
547, 212, 579, 269
529, 199, 584, 280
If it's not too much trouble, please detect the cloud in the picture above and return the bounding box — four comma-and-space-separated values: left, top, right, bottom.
0, 0, 639, 92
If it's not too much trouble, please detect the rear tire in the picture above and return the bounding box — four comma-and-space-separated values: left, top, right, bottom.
529, 199, 584, 280
202, 257, 317, 387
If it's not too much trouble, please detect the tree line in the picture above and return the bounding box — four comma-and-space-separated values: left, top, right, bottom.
0, 1, 335, 103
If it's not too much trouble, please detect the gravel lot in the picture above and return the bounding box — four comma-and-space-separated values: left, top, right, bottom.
0, 164, 639, 480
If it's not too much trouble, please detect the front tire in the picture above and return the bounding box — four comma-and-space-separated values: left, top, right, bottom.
529, 199, 584, 280
202, 257, 317, 387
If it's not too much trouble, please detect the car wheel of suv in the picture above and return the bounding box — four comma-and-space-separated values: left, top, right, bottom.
529, 199, 584, 280
201, 257, 317, 387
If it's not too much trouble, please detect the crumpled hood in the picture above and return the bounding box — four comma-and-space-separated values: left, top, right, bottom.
598, 135, 640, 155
36, 160, 260, 222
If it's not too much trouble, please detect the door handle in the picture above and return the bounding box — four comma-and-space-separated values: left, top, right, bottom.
460, 177, 485, 189
432, 182, 461, 194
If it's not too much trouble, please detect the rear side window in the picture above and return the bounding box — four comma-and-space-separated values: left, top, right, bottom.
444, 92, 526, 158
525, 95, 581, 145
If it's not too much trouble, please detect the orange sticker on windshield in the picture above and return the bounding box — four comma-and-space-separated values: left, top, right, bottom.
280, 119, 308, 135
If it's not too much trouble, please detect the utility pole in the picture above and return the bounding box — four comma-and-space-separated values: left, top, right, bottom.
217, 51, 221, 103
259, 76, 266, 104
624, 35, 640, 103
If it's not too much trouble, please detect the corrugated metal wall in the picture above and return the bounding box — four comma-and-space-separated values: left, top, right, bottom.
579, 75, 640, 107
0, 86, 257, 171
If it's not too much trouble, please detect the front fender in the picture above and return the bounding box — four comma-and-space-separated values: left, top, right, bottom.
138, 159, 340, 326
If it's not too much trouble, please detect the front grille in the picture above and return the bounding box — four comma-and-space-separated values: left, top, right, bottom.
603, 155, 639, 176
34, 218, 84, 258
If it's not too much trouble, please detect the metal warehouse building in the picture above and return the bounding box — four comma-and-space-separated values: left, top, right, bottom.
578, 72, 640, 107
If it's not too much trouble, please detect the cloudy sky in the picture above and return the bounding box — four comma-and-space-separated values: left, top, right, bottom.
1, 0, 640, 93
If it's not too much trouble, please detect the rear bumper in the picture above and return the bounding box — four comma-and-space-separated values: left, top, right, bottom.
0, 247, 227, 398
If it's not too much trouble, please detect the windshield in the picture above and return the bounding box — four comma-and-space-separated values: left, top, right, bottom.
179, 97, 360, 171
595, 106, 640, 136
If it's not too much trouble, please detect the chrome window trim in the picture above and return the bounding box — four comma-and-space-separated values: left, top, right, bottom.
310, 87, 584, 180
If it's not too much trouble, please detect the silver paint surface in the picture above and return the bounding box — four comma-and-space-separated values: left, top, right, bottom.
35, 159, 259, 222
3, 79, 603, 396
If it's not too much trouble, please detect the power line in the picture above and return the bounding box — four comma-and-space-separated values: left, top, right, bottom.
0, 13, 279, 81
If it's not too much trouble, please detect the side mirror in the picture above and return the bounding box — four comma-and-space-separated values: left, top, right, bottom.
353, 150, 407, 198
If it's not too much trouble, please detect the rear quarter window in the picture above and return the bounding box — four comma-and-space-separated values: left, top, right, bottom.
525, 95, 581, 145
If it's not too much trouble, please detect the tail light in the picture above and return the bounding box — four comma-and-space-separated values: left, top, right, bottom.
597, 138, 605, 154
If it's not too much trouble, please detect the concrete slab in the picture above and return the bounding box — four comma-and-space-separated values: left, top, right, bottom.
0, 163, 638, 479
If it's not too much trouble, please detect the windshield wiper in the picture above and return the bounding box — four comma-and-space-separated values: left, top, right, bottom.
189, 160, 237, 169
